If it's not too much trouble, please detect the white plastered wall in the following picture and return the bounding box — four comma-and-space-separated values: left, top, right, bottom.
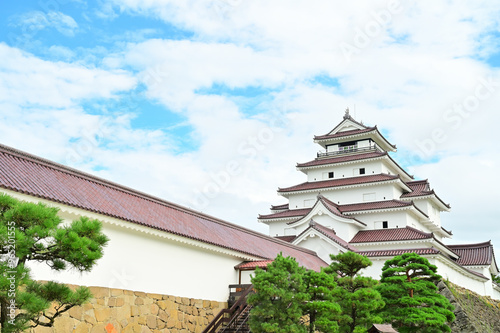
3, 189, 256, 302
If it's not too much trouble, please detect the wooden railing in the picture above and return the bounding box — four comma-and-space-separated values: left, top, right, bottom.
317, 145, 383, 158
202, 284, 254, 333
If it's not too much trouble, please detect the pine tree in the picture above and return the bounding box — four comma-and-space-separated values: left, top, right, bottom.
376, 252, 455, 333
0, 194, 109, 333
248, 253, 309, 333
325, 252, 384, 333
302, 269, 341, 333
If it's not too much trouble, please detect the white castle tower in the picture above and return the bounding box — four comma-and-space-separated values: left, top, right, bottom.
258, 110, 499, 298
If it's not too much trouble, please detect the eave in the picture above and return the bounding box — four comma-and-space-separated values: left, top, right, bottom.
278, 174, 411, 197
314, 127, 397, 152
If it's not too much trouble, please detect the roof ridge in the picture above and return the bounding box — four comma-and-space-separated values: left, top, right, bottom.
448, 241, 492, 249
0, 143, 321, 258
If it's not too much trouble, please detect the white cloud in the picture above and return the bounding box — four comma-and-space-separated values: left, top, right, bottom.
0, 43, 136, 108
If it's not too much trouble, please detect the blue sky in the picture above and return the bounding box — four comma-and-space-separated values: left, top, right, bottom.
0, 0, 500, 245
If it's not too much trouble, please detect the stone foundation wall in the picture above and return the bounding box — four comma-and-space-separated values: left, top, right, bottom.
29, 285, 227, 333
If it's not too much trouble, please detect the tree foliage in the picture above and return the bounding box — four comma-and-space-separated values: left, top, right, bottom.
0, 194, 109, 333
303, 269, 341, 333
376, 253, 455, 333
248, 253, 309, 333
325, 252, 384, 333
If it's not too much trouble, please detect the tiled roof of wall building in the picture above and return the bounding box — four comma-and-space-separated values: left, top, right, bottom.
234, 260, 274, 270
0, 144, 327, 271
350, 227, 432, 243
277, 174, 401, 193
448, 241, 496, 266
274, 236, 297, 243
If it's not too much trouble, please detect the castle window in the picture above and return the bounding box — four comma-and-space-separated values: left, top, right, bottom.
360, 168, 366, 175
382, 221, 388, 229
328, 172, 334, 178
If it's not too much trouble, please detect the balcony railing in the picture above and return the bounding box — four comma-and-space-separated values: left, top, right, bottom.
317, 145, 383, 158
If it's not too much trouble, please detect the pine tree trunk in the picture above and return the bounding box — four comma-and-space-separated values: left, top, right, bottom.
1, 299, 7, 333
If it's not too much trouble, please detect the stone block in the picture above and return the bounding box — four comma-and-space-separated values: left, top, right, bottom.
146, 315, 157, 329
157, 318, 166, 329
111, 288, 124, 296
94, 307, 111, 322
69, 305, 83, 320
157, 300, 167, 310
123, 322, 142, 333
84, 312, 97, 325
89, 286, 110, 299
53, 316, 75, 332
116, 304, 132, 321
150, 303, 159, 315
158, 310, 168, 322
146, 293, 163, 300
131, 305, 140, 317
135, 298, 145, 305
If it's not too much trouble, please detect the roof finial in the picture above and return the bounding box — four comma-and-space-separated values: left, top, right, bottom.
344, 107, 351, 120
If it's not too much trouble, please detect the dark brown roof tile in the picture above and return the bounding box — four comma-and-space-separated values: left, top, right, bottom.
278, 174, 400, 193
350, 227, 432, 243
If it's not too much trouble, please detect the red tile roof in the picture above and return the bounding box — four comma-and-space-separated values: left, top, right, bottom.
401, 180, 450, 209
274, 236, 296, 243
358, 248, 440, 257
296, 152, 387, 168
259, 208, 311, 220
302, 221, 358, 251
314, 126, 397, 151
270, 203, 289, 210
0, 144, 327, 271
235, 260, 273, 270
316, 195, 366, 225
339, 199, 413, 213
264, 198, 418, 223
314, 127, 375, 140
278, 174, 401, 193
448, 241, 496, 266
404, 180, 431, 195
350, 227, 432, 243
